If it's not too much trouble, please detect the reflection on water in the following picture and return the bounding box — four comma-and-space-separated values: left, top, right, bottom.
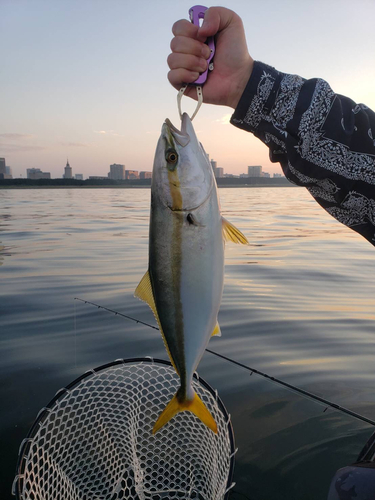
1, 187, 375, 500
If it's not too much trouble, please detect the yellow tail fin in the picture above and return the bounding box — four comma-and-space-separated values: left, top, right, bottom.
153, 388, 218, 435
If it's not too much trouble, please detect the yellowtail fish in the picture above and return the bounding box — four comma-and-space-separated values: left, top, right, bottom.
135, 113, 248, 434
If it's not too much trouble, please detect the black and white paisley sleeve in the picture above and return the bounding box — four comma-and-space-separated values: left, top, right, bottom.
231, 61, 375, 245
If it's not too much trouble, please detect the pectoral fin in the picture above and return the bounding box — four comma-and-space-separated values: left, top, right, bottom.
222, 217, 248, 244
134, 271, 178, 375
211, 322, 221, 337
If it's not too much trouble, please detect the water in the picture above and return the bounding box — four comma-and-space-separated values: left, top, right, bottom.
1, 187, 375, 500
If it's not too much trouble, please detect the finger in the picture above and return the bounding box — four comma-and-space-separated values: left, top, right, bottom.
198, 6, 237, 38
172, 19, 199, 38
170, 36, 211, 59
167, 53, 207, 73
168, 69, 200, 90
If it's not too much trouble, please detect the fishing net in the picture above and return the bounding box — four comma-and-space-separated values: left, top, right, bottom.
13, 358, 235, 500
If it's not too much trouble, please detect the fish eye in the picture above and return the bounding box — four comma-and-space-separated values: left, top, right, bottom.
166, 149, 178, 165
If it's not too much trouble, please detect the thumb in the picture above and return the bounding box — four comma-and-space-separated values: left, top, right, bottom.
197, 6, 236, 39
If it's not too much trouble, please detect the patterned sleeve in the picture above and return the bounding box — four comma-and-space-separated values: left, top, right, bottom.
231, 61, 375, 245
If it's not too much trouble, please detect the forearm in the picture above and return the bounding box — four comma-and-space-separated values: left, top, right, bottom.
231, 61, 375, 245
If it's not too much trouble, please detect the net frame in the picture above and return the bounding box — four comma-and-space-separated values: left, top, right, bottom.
13, 357, 236, 500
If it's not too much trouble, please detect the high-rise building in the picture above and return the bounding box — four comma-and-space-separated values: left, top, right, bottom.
0, 159, 12, 179
109, 164, 125, 180
125, 170, 139, 179
0, 158, 6, 179
215, 167, 224, 178
27, 168, 51, 179
64, 159, 72, 179
139, 171, 152, 179
75, 174, 83, 180
210, 159, 217, 175
248, 165, 262, 177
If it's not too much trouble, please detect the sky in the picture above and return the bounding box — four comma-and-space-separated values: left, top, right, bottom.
1, 0, 375, 179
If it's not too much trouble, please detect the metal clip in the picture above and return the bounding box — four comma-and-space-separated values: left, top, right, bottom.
177, 84, 203, 121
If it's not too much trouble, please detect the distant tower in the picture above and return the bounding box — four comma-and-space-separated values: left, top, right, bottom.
0, 158, 6, 178
109, 163, 125, 180
64, 159, 72, 179
248, 165, 262, 177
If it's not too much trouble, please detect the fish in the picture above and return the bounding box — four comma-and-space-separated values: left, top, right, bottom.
135, 112, 248, 434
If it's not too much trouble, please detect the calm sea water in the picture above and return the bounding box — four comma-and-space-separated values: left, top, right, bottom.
1, 186, 375, 500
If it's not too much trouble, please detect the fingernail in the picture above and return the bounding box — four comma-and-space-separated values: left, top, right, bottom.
201, 45, 210, 58
199, 58, 207, 71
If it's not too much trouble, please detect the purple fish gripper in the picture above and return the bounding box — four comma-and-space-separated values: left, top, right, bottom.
189, 5, 215, 85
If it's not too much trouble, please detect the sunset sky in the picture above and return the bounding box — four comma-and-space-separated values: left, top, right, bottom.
1, 0, 375, 179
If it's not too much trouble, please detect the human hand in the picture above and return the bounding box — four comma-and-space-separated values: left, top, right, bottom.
167, 7, 254, 109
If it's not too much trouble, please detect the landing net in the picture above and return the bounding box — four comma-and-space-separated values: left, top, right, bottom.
13, 358, 235, 500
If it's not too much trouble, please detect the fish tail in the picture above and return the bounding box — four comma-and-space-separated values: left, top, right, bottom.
152, 387, 218, 435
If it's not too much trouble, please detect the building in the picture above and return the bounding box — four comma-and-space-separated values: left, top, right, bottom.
75, 174, 83, 180
262, 172, 270, 178
64, 159, 72, 179
215, 167, 224, 178
125, 170, 139, 179
89, 176, 108, 180
109, 163, 125, 180
0, 159, 13, 179
27, 168, 51, 179
139, 171, 152, 179
248, 165, 262, 177
210, 159, 217, 175
273, 173, 283, 178
0, 158, 6, 179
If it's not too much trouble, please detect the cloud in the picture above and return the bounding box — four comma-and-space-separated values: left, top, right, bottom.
215, 114, 231, 125
93, 130, 123, 137
59, 142, 89, 148
0, 133, 34, 140
0, 133, 44, 153
0, 144, 46, 153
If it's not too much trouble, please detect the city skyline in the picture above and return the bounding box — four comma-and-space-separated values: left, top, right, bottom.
7, 155, 277, 180
1, 150, 283, 181
1, 1, 374, 179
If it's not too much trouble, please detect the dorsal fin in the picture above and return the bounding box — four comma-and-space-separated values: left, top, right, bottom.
222, 217, 248, 244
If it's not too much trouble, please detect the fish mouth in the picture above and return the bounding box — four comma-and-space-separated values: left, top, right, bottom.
165, 114, 191, 147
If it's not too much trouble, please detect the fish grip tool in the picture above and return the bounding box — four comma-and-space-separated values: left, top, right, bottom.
13, 358, 235, 500
177, 5, 215, 121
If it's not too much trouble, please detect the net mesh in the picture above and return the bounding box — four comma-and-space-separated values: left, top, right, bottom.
14, 358, 235, 500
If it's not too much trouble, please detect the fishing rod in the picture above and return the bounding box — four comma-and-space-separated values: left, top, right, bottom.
74, 297, 375, 427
